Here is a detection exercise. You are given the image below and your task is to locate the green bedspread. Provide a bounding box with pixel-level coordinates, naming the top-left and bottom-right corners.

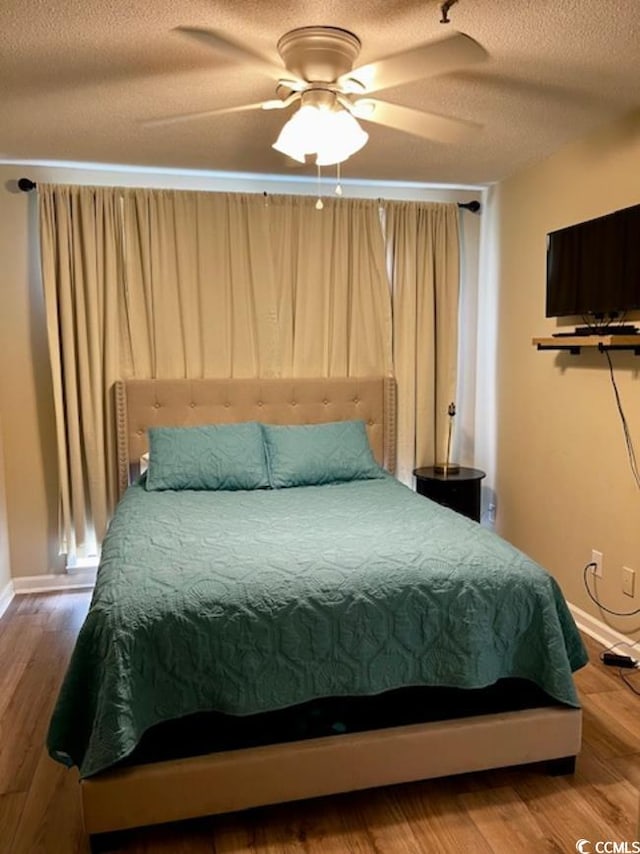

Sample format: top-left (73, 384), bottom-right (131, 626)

top-left (48, 475), bottom-right (587, 778)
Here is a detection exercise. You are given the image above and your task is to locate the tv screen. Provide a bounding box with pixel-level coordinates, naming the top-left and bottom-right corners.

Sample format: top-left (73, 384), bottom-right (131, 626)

top-left (545, 203), bottom-right (640, 318)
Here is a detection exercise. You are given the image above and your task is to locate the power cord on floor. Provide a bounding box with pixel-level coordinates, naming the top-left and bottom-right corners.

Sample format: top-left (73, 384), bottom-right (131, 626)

top-left (619, 670), bottom-right (640, 695)
top-left (598, 642), bottom-right (640, 696)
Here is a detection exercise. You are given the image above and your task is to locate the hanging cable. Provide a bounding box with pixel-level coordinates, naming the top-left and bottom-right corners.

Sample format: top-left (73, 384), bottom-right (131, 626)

top-left (601, 349), bottom-right (640, 490)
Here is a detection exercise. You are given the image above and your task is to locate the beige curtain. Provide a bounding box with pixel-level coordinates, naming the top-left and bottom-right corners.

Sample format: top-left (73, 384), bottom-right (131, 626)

top-left (386, 202), bottom-right (460, 484)
top-left (120, 191), bottom-right (283, 379)
top-left (121, 191), bottom-right (391, 381)
top-left (38, 185), bottom-right (122, 552)
top-left (267, 195), bottom-right (392, 377)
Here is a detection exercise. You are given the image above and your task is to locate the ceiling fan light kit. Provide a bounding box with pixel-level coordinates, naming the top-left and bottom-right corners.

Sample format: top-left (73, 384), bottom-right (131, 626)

top-left (272, 97), bottom-right (369, 166)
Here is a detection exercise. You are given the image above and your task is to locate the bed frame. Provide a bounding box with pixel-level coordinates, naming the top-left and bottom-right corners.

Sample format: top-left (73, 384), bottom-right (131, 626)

top-left (82, 376), bottom-right (582, 837)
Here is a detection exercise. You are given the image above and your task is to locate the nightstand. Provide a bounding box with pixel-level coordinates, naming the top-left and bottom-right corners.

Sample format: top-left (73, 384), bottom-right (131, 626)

top-left (413, 466), bottom-right (486, 522)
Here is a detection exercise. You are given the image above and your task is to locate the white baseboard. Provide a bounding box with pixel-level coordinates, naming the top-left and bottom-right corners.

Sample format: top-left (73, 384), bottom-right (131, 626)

top-left (12, 568), bottom-right (96, 595)
top-left (568, 602), bottom-right (640, 654)
top-left (0, 580), bottom-right (14, 619)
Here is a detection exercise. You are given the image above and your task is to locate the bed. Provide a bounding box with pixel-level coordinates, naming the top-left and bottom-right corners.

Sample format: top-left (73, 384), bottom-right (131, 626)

top-left (47, 376), bottom-right (587, 838)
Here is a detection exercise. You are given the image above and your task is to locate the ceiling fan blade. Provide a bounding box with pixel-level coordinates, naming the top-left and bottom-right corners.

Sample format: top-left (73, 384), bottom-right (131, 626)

top-left (342, 32), bottom-right (487, 94)
top-left (143, 101), bottom-right (271, 128)
top-left (356, 99), bottom-right (481, 145)
top-left (175, 27), bottom-right (295, 83)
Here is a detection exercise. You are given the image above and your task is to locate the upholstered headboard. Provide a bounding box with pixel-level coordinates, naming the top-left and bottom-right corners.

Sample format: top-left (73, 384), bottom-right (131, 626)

top-left (115, 377), bottom-right (397, 497)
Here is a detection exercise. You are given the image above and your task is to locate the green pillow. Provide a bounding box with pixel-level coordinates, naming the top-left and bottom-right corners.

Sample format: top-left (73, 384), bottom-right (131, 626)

top-left (262, 420), bottom-right (384, 488)
top-left (146, 422), bottom-right (269, 491)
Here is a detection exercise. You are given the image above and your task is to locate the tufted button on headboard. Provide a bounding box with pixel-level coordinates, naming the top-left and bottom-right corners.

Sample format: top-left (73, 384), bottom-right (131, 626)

top-left (115, 377), bottom-right (397, 498)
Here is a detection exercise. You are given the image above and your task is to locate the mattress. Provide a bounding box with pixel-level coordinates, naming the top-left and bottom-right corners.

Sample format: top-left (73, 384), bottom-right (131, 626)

top-left (48, 474), bottom-right (587, 778)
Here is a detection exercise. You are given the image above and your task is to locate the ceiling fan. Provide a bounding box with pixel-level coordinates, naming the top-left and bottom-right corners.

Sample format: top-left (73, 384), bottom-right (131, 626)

top-left (147, 25), bottom-right (488, 165)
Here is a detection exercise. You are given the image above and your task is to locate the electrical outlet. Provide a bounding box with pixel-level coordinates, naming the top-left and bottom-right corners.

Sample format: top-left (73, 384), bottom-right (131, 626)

top-left (622, 566), bottom-right (635, 598)
top-left (591, 549), bottom-right (603, 578)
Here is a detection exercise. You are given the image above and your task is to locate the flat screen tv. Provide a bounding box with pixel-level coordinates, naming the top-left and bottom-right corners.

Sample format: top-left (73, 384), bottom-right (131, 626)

top-left (545, 203), bottom-right (640, 319)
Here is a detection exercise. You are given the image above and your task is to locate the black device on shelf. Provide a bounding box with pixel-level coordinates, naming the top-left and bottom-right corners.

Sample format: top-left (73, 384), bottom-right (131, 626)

top-left (546, 203), bottom-right (640, 320)
top-left (552, 325), bottom-right (639, 337)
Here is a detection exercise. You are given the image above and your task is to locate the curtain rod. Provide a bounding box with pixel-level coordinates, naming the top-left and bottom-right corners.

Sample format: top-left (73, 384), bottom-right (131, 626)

top-left (17, 178), bottom-right (481, 212)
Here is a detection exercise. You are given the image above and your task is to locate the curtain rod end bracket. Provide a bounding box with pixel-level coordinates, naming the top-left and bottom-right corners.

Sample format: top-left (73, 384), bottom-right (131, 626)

top-left (458, 200), bottom-right (481, 214)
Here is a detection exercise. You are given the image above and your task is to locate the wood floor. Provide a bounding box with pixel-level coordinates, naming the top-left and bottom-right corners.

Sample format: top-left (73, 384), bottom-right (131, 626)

top-left (1, 591), bottom-right (639, 854)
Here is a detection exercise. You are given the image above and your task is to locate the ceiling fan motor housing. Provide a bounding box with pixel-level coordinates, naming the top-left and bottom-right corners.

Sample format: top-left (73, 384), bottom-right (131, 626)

top-left (277, 26), bottom-right (362, 83)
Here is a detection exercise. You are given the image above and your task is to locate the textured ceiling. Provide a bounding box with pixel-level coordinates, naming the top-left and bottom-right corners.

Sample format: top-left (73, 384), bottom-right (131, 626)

top-left (1, 0), bottom-right (640, 186)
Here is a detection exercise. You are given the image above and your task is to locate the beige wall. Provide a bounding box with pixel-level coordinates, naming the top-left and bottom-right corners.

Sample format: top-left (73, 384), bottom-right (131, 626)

top-left (0, 414), bottom-right (12, 592)
top-left (0, 163), bottom-right (481, 578)
top-left (495, 111), bottom-right (640, 639)
top-left (0, 172), bottom-right (63, 579)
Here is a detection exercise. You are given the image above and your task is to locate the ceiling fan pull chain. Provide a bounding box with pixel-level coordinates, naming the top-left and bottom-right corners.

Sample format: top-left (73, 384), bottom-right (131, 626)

top-left (335, 163), bottom-right (343, 197)
top-left (315, 163), bottom-right (324, 210)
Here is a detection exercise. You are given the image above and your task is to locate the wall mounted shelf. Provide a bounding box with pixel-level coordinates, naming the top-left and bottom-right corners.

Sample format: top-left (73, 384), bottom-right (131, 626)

top-left (532, 335), bottom-right (640, 356)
